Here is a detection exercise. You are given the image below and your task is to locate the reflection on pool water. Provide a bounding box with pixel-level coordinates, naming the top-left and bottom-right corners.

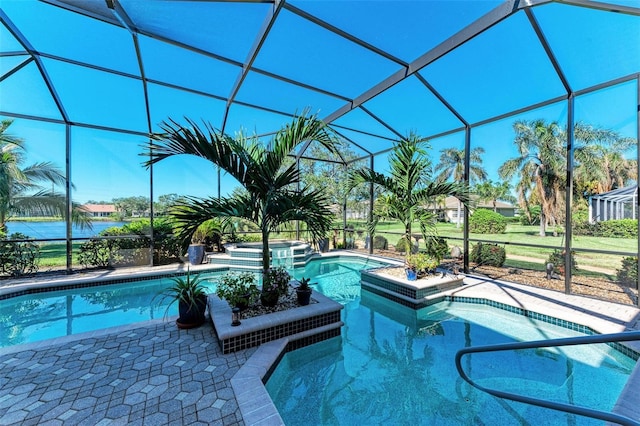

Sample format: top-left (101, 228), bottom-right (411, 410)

top-left (267, 267), bottom-right (638, 425)
top-left (0, 256), bottom-right (388, 348)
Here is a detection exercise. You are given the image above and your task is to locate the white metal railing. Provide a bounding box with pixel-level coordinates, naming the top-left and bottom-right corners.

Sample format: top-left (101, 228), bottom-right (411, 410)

top-left (455, 331), bottom-right (640, 426)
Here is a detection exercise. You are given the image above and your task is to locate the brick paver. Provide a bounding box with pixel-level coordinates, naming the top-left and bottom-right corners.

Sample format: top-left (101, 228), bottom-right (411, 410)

top-left (0, 322), bottom-right (256, 425)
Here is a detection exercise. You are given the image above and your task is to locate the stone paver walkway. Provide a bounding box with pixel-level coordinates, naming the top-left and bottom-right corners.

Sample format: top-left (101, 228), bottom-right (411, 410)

top-left (0, 320), bottom-right (256, 425)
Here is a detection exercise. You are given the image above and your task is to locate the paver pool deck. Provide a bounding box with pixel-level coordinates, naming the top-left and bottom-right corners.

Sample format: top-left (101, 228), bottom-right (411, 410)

top-left (1, 266), bottom-right (639, 425)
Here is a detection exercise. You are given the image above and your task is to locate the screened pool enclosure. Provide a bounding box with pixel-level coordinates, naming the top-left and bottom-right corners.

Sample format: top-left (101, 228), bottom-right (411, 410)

top-left (0, 0), bottom-right (638, 303)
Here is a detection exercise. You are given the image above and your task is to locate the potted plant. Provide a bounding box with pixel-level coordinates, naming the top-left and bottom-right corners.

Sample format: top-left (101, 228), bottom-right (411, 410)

top-left (261, 266), bottom-right (291, 307)
top-left (215, 272), bottom-right (259, 310)
top-left (405, 253), bottom-right (438, 280)
top-left (296, 277), bottom-right (312, 306)
top-left (160, 269), bottom-right (208, 329)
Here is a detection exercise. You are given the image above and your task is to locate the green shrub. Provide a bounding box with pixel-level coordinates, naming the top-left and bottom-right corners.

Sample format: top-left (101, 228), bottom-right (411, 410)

top-left (0, 233), bottom-right (40, 277)
top-left (373, 235), bottom-right (388, 250)
top-left (424, 236), bottom-right (449, 262)
top-left (469, 209), bottom-right (507, 234)
top-left (617, 256), bottom-right (638, 287)
top-left (546, 250), bottom-right (577, 275)
top-left (78, 239), bottom-right (119, 268)
top-left (470, 242), bottom-right (506, 267)
top-left (573, 219), bottom-right (637, 238)
top-left (395, 236), bottom-right (415, 253)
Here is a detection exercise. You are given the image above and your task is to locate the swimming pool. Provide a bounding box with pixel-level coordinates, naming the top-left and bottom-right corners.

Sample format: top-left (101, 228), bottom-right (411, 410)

top-left (266, 270), bottom-right (638, 425)
top-left (0, 256), bottom-right (389, 348)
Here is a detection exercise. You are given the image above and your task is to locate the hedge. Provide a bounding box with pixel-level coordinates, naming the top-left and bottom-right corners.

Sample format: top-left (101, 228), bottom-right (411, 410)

top-left (469, 209), bottom-right (507, 234)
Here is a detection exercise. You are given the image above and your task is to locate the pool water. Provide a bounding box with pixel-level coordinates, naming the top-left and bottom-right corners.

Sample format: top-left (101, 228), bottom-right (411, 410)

top-left (0, 273), bottom-right (222, 347)
top-left (267, 270), bottom-right (637, 425)
top-left (0, 256), bottom-right (388, 348)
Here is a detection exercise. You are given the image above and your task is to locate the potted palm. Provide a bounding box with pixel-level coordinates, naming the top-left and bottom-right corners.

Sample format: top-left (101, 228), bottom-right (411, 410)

top-left (347, 132), bottom-right (470, 277)
top-left (296, 276), bottom-right (312, 306)
top-left (143, 111), bottom-right (338, 298)
top-left (160, 269), bottom-right (208, 329)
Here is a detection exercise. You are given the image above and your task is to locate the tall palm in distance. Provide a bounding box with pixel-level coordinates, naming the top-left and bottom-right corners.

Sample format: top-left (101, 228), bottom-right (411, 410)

top-left (498, 119), bottom-right (634, 236)
top-left (434, 147), bottom-right (487, 228)
top-left (143, 111), bottom-right (339, 274)
top-left (348, 133), bottom-right (470, 261)
top-left (0, 119), bottom-right (92, 234)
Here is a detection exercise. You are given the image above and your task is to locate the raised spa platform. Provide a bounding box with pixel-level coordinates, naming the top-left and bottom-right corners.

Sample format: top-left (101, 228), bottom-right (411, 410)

top-left (208, 289), bottom-right (344, 354)
top-left (207, 240), bottom-right (314, 271)
top-left (361, 268), bottom-right (465, 308)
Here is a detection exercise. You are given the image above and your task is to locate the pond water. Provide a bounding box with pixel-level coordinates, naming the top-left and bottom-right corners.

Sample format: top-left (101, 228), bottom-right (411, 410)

top-left (6, 221), bottom-right (127, 240)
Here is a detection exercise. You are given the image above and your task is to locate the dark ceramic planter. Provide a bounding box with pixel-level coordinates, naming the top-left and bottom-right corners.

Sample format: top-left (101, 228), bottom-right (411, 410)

top-left (296, 289), bottom-right (312, 306)
top-left (260, 290), bottom-right (279, 307)
top-left (176, 295), bottom-right (207, 329)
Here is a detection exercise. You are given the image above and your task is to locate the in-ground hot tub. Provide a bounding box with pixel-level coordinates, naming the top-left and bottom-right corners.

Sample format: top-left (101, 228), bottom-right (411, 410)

top-left (208, 240), bottom-right (315, 270)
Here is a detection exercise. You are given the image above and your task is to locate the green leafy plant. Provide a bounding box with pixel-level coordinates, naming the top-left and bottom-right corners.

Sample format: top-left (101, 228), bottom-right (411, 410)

top-left (215, 272), bottom-right (259, 308)
top-left (406, 252), bottom-right (438, 277)
top-left (546, 249), bottom-right (577, 275)
top-left (0, 233), bottom-right (40, 277)
top-left (298, 276), bottom-right (311, 291)
top-left (424, 236), bottom-right (449, 263)
top-left (395, 236), bottom-right (415, 253)
top-left (263, 266), bottom-right (291, 295)
top-left (616, 256), bottom-right (637, 287)
top-left (469, 209), bottom-right (507, 234)
top-left (159, 269), bottom-right (208, 320)
top-left (373, 235), bottom-right (388, 250)
top-left (470, 242), bottom-right (506, 267)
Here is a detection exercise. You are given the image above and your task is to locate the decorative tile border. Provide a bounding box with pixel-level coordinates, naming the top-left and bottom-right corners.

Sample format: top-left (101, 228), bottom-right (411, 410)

top-left (360, 269), bottom-right (464, 306)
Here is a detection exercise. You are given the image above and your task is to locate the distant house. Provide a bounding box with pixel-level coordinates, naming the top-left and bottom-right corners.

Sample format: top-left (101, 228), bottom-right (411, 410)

top-left (440, 196), bottom-right (517, 223)
top-left (82, 204), bottom-right (117, 218)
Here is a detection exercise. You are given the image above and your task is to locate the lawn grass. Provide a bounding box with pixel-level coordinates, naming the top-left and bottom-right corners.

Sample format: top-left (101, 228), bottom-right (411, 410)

top-left (38, 242), bottom-right (81, 267)
top-left (347, 220), bottom-right (636, 273)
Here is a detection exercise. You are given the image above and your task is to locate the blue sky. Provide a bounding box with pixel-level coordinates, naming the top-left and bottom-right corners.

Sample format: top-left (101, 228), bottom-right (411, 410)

top-left (0, 0), bottom-right (638, 205)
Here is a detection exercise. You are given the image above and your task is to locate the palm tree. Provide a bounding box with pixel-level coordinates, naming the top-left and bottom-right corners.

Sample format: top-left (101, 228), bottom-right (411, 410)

top-left (348, 133), bottom-right (469, 260)
top-left (0, 119), bottom-right (92, 234)
top-left (474, 180), bottom-right (517, 212)
top-left (498, 119), bottom-right (632, 236)
top-left (434, 147), bottom-right (486, 227)
top-left (143, 111), bottom-right (339, 275)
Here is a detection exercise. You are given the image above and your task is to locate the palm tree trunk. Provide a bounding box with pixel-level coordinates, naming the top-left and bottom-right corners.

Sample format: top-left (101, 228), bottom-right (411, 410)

top-left (262, 227), bottom-right (270, 275)
top-left (539, 211), bottom-right (546, 237)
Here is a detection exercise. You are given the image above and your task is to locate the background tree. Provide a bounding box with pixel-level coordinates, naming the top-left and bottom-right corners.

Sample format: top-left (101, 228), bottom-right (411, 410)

top-left (498, 119), bottom-right (635, 236)
top-left (143, 111), bottom-right (339, 275)
top-left (0, 119), bottom-right (91, 233)
top-left (113, 196), bottom-right (150, 217)
top-left (348, 133), bottom-right (470, 261)
top-left (299, 142), bottom-right (370, 223)
top-left (434, 147), bottom-right (486, 227)
top-left (474, 180), bottom-right (517, 212)
top-left (154, 193), bottom-right (181, 216)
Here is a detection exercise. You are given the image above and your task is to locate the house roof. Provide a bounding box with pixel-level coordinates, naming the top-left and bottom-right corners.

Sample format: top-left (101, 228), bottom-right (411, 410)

top-left (82, 204), bottom-right (117, 213)
top-left (442, 196), bottom-right (516, 210)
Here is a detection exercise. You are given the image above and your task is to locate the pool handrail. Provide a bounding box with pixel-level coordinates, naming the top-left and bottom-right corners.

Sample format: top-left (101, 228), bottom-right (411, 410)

top-left (455, 330), bottom-right (640, 426)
